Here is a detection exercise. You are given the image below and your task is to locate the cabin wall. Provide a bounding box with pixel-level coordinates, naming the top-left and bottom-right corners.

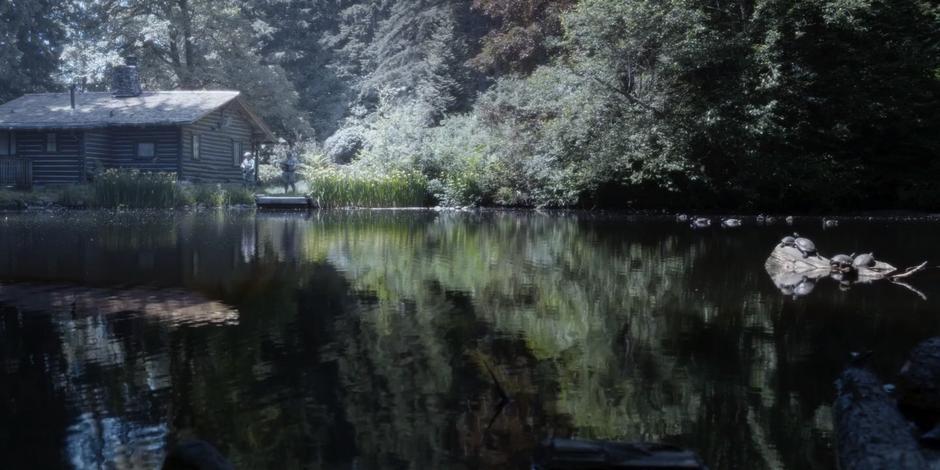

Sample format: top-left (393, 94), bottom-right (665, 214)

top-left (83, 129), bottom-right (109, 177)
top-left (181, 104), bottom-right (252, 182)
top-left (14, 130), bottom-right (82, 184)
top-left (106, 126), bottom-right (180, 173)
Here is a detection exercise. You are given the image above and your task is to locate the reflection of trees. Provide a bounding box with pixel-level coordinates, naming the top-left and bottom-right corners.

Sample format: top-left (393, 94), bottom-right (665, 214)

top-left (297, 212), bottom-right (940, 469)
top-left (297, 212), bottom-right (831, 468)
top-left (0, 305), bottom-right (73, 468)
top-left (8, 211), bottom-right (940, 468)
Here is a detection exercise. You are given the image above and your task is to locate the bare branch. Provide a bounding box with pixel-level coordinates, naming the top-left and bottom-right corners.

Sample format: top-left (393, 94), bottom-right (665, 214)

top-left (891, 280), bottom-right (927, 301)
top-left (890, 261), bottom-right (929, 280)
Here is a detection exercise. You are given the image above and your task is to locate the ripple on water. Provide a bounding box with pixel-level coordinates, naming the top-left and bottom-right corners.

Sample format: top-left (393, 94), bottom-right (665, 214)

top-left (66, 413), bottom-right (168, 469)
top-left (1, 212), bottom-right (939, 469)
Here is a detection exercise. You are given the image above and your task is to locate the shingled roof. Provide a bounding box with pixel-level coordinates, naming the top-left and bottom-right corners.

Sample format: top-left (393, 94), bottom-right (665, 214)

top-left (0, 90), bottom-right (276, 141)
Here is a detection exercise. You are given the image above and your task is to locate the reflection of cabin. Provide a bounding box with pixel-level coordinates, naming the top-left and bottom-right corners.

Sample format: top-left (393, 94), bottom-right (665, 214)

top-left (0, 58), bottom-right (275, 188)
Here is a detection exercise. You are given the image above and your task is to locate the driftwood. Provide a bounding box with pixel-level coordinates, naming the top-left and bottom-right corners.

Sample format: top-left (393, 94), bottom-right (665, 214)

top-left (765, 244), bottom-right (928, 298)
top-left (833, 366), bottom-right (928, 470)
top-left (893, 261), bottom-right (931, 280)
top-left (766, 245), bottom-right (899, 278)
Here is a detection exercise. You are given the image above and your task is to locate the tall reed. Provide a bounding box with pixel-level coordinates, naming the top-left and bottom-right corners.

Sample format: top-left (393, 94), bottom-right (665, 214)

top-left (307, 168), bottom-right (428, 208)
top-left (92, 169), bottom-right (181, 208)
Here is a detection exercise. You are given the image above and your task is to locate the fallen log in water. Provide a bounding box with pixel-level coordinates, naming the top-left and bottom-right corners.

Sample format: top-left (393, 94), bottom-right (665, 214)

top-left (765, 243), bottom-right (928, 298)
top-left (833, 366), bottom-right (928, 470)
top-left (766, 245), bottom-right (899, 279)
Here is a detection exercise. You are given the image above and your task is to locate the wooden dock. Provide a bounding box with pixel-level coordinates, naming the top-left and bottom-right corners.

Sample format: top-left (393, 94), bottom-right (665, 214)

top-left (255, 195), bottom-right (314, 209)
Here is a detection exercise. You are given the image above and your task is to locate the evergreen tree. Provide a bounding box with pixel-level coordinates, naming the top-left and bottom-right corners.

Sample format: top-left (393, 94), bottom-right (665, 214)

top-left (0, 0), bottom-right (66, 103)
top-left (254, 0), bottom-right (352, 139)
top-left (469, 0), bottom-right (573, 75)
top-left (261, 0), bottom-right (486, 141)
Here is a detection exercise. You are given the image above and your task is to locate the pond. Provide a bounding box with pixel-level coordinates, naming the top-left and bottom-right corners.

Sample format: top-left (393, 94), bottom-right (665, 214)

top-left (1, 210), bottom-right (939, 469)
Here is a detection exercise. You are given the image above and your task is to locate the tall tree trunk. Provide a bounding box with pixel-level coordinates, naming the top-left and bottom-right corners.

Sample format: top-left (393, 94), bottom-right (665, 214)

top-left (176, 0), bottom-right (197, 88)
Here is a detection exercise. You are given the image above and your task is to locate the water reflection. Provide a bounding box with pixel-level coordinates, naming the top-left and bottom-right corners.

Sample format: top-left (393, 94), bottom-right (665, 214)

top-left (0, 211), bottom-right (939, 469)
top-left (0, 283), bottom-right (238, 326)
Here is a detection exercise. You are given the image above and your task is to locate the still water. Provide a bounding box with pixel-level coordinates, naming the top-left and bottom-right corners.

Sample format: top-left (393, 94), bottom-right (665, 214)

top-left (1, 210), bottom-right (939, 469)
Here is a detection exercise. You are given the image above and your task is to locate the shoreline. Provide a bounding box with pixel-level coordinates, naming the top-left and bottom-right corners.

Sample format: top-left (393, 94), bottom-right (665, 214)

top-left (2, 204), bottom-right (940, 221)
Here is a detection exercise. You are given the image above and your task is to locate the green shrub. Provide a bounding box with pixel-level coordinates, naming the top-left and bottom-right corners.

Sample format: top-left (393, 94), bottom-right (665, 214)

top-left (258, 163), bottom-right (282, 187)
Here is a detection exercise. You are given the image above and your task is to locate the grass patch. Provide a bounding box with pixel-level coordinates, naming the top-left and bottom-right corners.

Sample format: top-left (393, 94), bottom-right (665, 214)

top-left (306, 168), bottom-right (428, 208)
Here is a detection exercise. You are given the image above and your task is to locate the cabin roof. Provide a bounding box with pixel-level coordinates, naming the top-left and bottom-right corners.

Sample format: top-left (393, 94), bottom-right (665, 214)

top-left (0, 90), bottom-right (276, 142)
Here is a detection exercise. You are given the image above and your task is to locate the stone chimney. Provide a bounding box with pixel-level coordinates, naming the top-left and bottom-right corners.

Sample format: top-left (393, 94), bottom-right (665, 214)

top-left (111, 57), bottom-right (142, 98)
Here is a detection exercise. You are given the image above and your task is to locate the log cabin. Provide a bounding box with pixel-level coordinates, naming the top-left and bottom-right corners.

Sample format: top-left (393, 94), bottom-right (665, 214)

top-left (0, 58), bottom-right (276, 188)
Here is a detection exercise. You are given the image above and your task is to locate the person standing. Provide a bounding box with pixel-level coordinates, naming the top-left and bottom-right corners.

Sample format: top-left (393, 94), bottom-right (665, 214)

top-left (280, 148), bottom-right (300, 194)
top-left (240, 151), bottom-right (255, 185)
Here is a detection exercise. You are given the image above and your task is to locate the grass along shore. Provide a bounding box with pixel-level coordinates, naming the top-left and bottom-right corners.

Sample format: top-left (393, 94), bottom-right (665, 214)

top-left (1, 170), bottom-right (255, 210)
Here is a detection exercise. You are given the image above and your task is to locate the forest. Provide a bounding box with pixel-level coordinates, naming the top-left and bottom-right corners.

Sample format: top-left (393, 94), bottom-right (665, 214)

top-left (2, 0), bottom-right (938, 210)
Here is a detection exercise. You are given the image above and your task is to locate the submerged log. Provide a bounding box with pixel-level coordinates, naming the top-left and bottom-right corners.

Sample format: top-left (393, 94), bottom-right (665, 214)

top-left (833, 366), bottom-right (928, 470)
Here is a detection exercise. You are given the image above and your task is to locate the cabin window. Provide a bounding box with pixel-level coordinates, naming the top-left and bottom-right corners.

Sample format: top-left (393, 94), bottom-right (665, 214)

top-left (46, 133), bottom-right (57, 152)
top-left (137, 142), bottom-right (156, 159)
top-left (0, 132), bottom-right (10, 156)
top-left (192, 134), bottom-right (200, 160)
top-left (232, 141), bottom-right (243, 166)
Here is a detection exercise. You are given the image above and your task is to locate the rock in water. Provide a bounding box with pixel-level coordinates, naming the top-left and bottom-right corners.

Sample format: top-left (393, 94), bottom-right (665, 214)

top-left (898, 337), bottom-right (940, 414)
top-left (162, 439), bottom-right (234, 470)
top-left (833, 367), bottom-right (927, 470)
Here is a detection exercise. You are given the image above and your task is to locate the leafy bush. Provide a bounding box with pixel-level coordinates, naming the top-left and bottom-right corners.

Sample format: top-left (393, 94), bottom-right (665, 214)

top-left (258, 163), bottom-right (282, 187)
top-left (323, 126), bottom-right (365, 163)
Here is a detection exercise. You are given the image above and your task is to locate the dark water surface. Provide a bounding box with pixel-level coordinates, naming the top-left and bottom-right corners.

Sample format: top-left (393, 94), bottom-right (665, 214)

top-left (2, 210), bottom-right (939, 469)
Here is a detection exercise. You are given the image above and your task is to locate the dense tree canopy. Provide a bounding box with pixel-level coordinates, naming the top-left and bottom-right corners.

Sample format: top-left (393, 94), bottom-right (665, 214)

top-left (0, 0), bottom-right (66, 103)
top-left (60, 0), bottom-right (311, 136)
top-left (2, 0), bottom-right (938, 209)
top-left (469, 0), bottom-right (573, 74)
